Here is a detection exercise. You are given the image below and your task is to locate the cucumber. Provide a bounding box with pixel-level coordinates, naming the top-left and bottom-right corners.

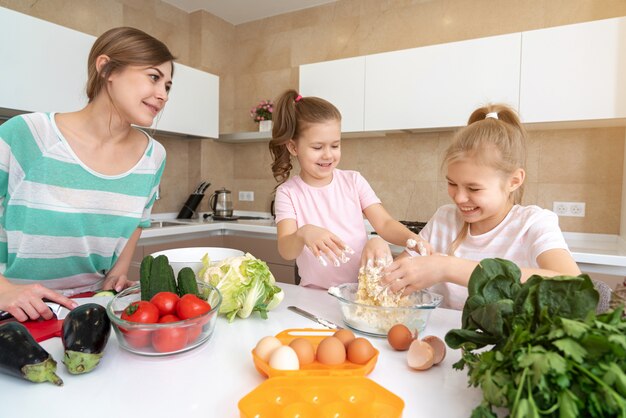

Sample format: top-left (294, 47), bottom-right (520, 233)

top-left (93, 290), bottom-right (117, 298)
top-left (139, 255), bottom-right (154, 301)
top-left (166, 264), bottom-right (178, 294)
top-left (177, 267), bottom-right (199, 296)
top-left (148, 255), bottom-right (173, 301)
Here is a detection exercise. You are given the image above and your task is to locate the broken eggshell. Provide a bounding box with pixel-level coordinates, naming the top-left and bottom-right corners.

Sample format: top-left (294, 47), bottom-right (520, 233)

top-left (407, 339), bottom-right (434, 371)
top-left (422, 335), bottom-right (446, 365)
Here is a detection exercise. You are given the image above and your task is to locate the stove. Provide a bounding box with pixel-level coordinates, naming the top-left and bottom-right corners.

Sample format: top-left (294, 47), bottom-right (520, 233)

top-left (400, 220), bottom-right (427, 234)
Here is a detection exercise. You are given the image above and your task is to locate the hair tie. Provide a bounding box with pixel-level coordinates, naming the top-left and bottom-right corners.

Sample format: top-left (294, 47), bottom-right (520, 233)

top-left (485, 112), bottom-right (498, 120)
top-left (295, 94), bottom-right (302, 103)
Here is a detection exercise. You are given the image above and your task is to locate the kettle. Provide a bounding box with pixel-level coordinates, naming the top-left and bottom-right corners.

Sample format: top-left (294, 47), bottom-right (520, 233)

top-left (209, 187), bottom-right (233, 217)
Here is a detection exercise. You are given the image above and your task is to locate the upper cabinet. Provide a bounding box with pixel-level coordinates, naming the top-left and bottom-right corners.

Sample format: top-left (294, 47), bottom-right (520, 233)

top-left (299, 17), bottom-right (626, 134)
top-left (300, 57), bottom-right (366, 132)
top-left (0, 6), bottom-right (219, 138)
top-left (0, 7), bottom-right (91, 114)
top-left (364, 33), bottom-right (521, 131)
top-left (519, 17), bottom-right (626, 123)
top-left (155, 64), bottom-right (219, 138)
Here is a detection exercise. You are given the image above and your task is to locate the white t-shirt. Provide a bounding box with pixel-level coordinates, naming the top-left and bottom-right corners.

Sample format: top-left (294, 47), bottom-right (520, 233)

top-left (274, 169), bottom-right (381, 289)
top-left (419, 204), bottom-right (570, 309)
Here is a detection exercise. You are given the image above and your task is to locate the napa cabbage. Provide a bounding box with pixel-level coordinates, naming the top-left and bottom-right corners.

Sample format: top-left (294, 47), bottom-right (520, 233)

top-left (199, 253), bottom-right (284, 322)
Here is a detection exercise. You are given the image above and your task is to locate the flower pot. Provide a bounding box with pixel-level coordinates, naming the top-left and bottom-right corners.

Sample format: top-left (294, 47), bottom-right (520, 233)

top-left (259, 120), bottom-right (272, 132)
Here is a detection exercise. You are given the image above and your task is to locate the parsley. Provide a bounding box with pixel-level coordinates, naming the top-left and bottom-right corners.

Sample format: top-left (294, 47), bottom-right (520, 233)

top-left (445, 258), bottom-right (626, 418)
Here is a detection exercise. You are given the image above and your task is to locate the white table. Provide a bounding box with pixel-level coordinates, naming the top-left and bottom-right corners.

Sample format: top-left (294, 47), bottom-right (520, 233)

top-left (0, 284), bottom-right (483, 417)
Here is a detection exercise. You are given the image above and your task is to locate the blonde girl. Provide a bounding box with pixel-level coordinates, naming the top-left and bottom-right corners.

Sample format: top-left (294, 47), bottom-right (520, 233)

top-left (0, 27), bottom-right (174, 321)
top-left (270, 89), bottom-right (423, 289)
top-left (383, 104), bottom-right (580, 309)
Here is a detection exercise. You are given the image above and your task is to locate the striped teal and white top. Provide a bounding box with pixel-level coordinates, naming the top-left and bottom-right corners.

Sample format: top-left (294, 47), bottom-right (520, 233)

top-left (0, 112), bottom-right (165, 295)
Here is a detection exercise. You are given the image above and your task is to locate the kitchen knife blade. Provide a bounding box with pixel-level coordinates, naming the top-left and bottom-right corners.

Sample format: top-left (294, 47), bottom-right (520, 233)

top-left (287, 306), bottom-right (341, 329)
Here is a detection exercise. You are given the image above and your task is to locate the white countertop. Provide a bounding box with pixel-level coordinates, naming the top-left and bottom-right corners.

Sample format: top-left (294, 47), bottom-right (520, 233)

top-left (0, 283), bottom-right (483, 417)
top-left (141, 212), bottom-right (626, 276)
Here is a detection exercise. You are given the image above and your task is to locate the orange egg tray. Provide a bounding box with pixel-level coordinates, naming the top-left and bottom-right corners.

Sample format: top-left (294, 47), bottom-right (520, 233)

top-left (238, 375), bottom-right (404, 418)
top-left (251, 328), bottom-right (379, 378)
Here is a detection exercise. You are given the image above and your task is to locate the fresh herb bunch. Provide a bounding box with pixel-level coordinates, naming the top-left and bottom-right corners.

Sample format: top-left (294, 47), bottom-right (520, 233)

top-left (445, 258), bottom-right (626, 418)
top-left (250, 99), bottom-right (273, 123)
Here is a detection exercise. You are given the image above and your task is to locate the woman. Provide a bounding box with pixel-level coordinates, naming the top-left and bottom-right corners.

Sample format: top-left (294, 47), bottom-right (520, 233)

top-left (0, 27), bottom-right (175, 321)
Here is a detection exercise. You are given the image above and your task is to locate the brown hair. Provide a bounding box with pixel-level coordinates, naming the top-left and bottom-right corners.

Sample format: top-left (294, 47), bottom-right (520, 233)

top-left (269, 89), bottom-right (342, 185)
top-left (86, 27), bottom-right (175, 102)
top-left (443, 103), bottom-right (527, 254)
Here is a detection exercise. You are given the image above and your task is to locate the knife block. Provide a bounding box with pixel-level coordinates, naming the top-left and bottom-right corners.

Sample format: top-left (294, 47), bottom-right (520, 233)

top-left (177, 193), bottom-right (205, 219)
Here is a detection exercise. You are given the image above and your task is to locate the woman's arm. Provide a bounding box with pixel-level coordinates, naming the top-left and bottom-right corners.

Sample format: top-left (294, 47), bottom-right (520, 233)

top-left (102, 228), bottom-right (142, 291)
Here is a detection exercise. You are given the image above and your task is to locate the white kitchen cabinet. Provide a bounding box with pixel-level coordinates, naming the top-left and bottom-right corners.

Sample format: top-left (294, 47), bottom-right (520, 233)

top-left (299, 56), bottom-right (366, 132)
top-left (364, 33), bottom-right (521, 131)
top-left (154, 63), bottom-right (219, 138)
top-left (0, 7), bottom-right (91, 114)
top-left (519, 17), bottom-right (626, 123)
top-left (0, 6), bottom-right (219, 138)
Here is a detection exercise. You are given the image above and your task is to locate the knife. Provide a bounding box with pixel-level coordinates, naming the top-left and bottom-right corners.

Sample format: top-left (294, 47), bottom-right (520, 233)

top-left (287, 306), bottom-right (341, 329)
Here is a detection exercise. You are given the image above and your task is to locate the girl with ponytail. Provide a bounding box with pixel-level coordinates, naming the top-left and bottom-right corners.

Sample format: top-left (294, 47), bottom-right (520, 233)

top-left (381, 104), bottom-right (580, 309)
top-left (269, 90), bottom-right (424, 289)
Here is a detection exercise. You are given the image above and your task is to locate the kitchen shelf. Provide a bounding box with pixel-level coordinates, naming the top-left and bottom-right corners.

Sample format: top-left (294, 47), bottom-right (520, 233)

top-left (217, 131), bottom-right (272, 143)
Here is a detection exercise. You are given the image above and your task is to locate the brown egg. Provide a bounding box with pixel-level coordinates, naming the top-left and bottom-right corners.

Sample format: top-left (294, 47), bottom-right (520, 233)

top-left (422, 335), bottom-right (447, 365)
top-left (316, 336), bottom-right (346, 365)
top-left (333, 329), bottom-right (356, 348)
top-left (289, 338), bottom-right (316, 366)
top-left (387, 324), bottom-right (415, 351)
top-left (347, 337), bottom-right (376, 365)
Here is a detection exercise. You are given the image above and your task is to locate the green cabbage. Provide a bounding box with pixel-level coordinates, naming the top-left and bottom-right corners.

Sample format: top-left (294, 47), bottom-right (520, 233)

top-left (199, 252), bottom-right (284, 322)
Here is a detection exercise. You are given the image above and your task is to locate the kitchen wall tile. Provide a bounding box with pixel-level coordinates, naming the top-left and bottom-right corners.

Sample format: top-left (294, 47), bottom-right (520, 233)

top-left (536, 128), bottom-right (624, 184)
top-left (152, 135), bottom-right (192, 213)
top-left (405, 181), bottom-right (440, 222)
top-left (232, 142), bottom-right (274, 180)
top-left (368, 179), bottom-right (416, 220)
top-left (194, 11), bottom-right (234, 74)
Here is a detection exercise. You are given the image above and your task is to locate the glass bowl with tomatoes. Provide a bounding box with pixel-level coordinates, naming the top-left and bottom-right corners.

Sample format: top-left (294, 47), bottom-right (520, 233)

top-left (106, 281), bottom-right (222, 356)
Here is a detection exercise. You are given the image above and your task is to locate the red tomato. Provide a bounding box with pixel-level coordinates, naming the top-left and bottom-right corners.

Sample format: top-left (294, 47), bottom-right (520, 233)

top-left (176, 294), bottom-right (211, 320)
top-left (121, 301), bottom-right (159, 323)
top-left (152, 314), bottom-right (188, 353)
top-left (150, 292), bottom-right (180, 317)
top-left (120, 301), bottom-right (159, 348)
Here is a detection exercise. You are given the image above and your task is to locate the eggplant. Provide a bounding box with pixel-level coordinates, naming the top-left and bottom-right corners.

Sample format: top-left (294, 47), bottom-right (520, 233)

top-left (0, 322), bottom-right (63, 386)
top-left (62, 303), bottom-right (111, 374)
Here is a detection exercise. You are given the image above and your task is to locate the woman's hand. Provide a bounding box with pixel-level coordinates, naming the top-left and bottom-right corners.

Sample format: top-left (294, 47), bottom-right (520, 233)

top-left (0, 280), bottom-right (77, 322)
top-left (102, 273), bottom-right (134, 293)
top-left (296, 224), bottom-right (354, 267)
top-left (360, 236), bottom-right (392, 268)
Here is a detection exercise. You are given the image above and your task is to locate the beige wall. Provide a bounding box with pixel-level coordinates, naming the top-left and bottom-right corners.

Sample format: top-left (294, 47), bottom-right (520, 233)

top-left (2, 0), bottom-right (625, 233)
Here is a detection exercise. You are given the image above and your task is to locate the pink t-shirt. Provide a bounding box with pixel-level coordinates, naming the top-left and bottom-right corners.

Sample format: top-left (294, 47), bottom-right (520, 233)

top-left (275, 169), bottom-right (381, 289)
top-left (419, 204), bottom-right (570, 310)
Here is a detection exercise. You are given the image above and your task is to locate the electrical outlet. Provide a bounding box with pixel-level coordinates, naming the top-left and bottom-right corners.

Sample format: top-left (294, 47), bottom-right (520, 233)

top-left (238, 191), bottom-right (254, 201)
top-left (552, 201), bottom-right (585, 217)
